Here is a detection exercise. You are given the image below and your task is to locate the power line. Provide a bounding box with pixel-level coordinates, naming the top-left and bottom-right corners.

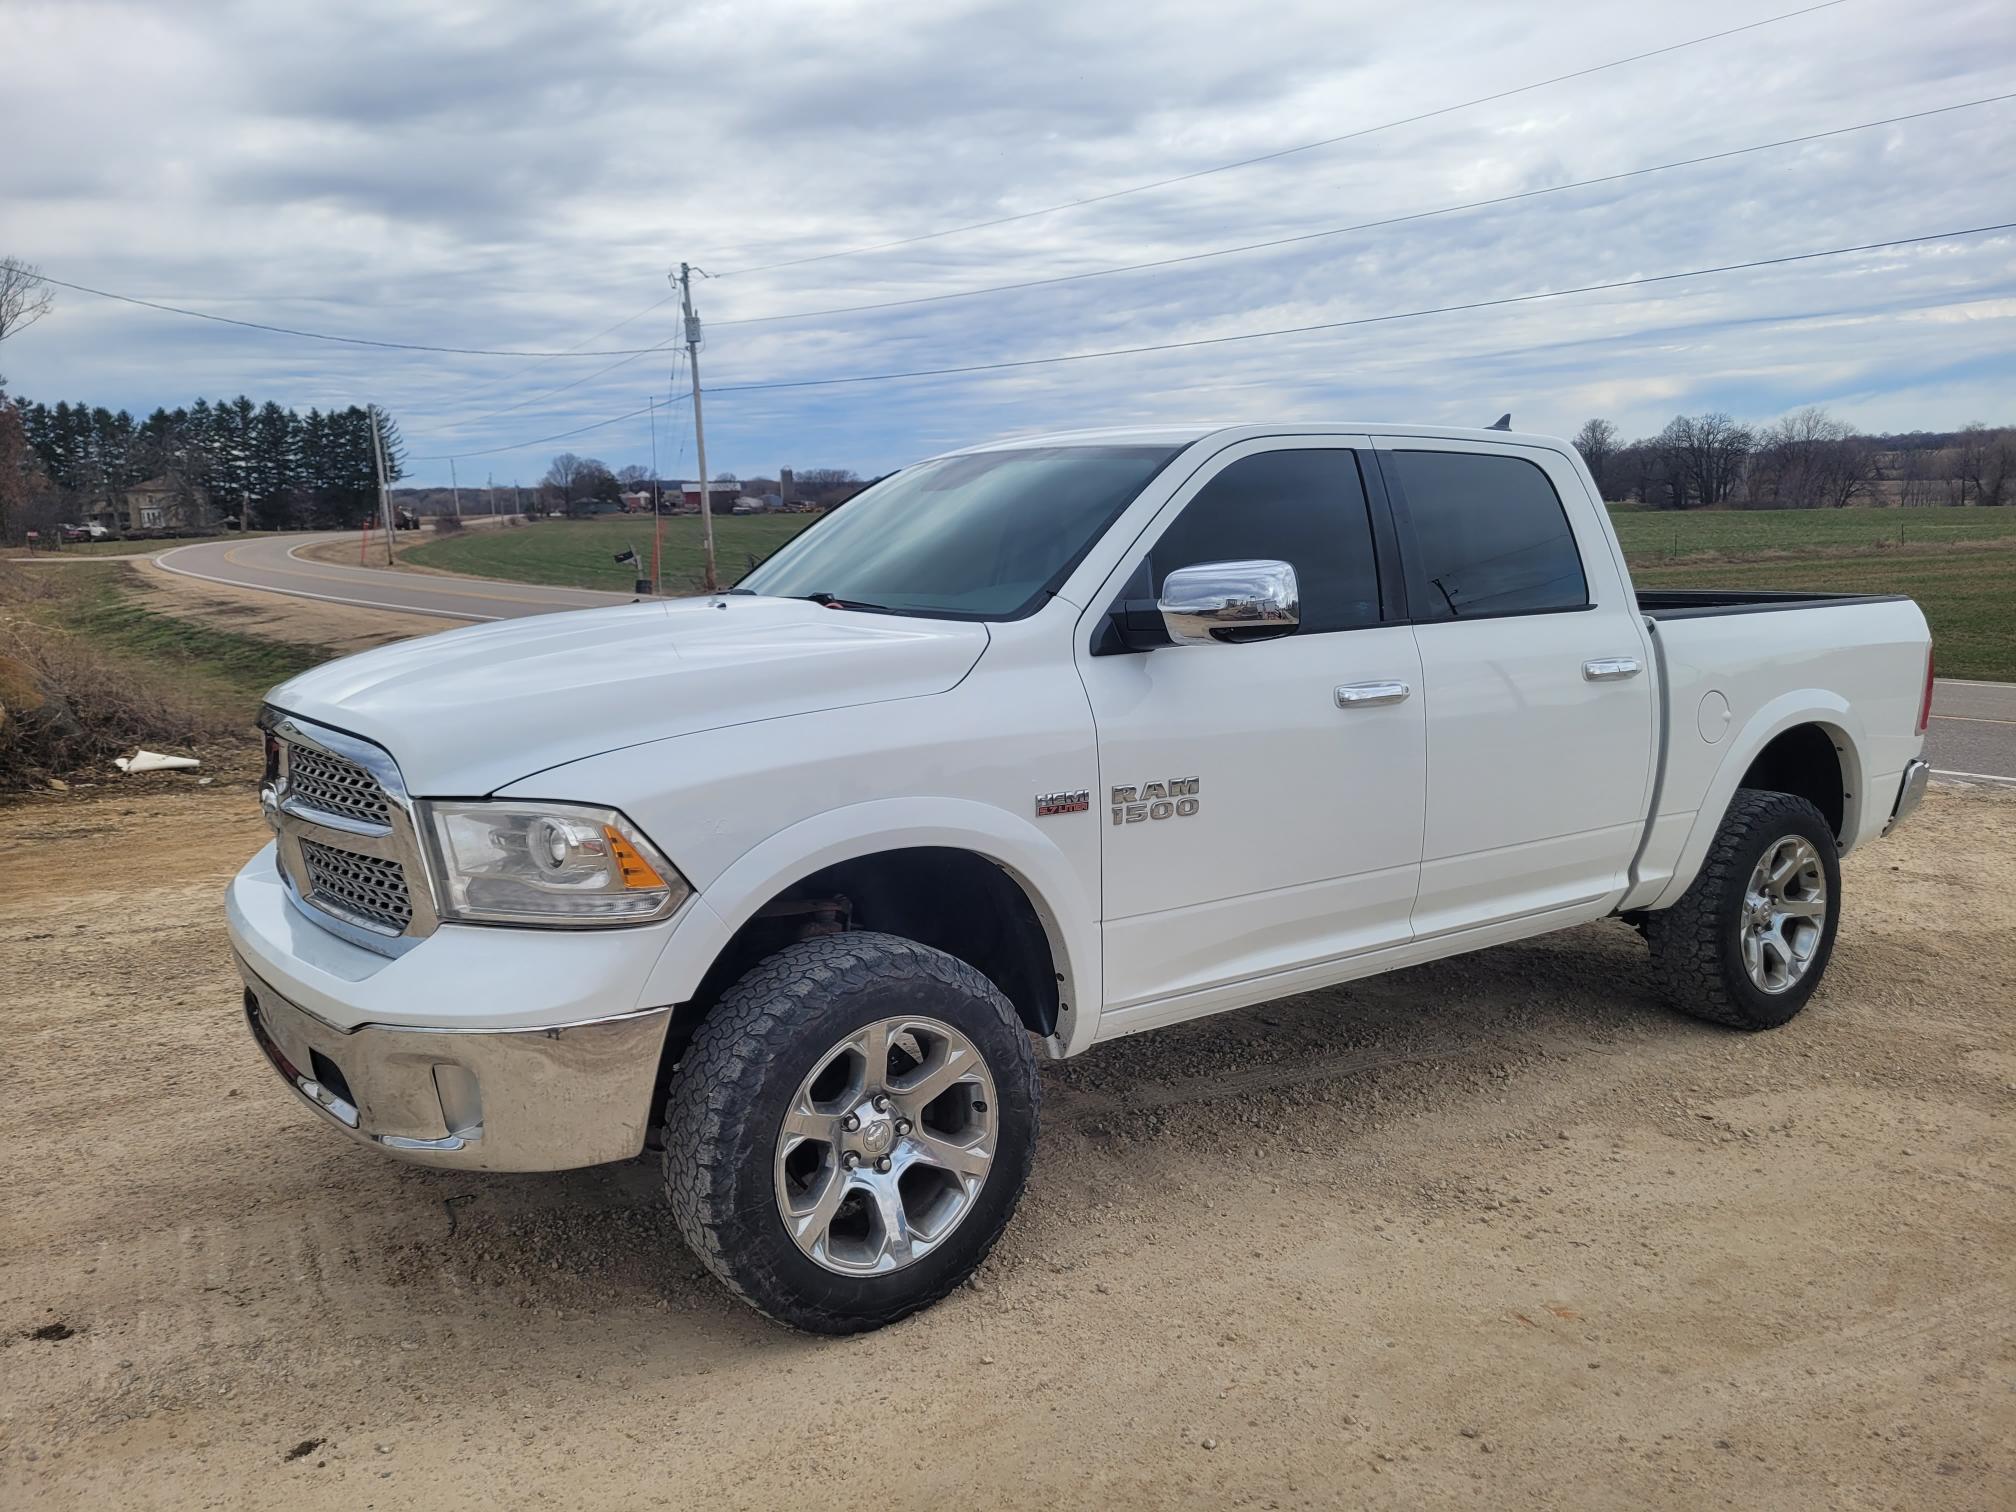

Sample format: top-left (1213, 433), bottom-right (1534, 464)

top-left (413, 391), bottom-right (691, 460)
top-left (414, 222), bottom-right (2015, 456)
top-left (449, 292), bottom-right (678, 410)
top-left (708, 93), bottom-right (2016, 329)
top-left (710, 0), bottom-right (1854, 277)
top-left (30, 273), bottom-right (683, 359)
top-left (699, 223), bottom-right (2016, 393)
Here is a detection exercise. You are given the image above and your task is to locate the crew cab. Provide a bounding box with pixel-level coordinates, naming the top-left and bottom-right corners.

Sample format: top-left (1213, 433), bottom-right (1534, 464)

top-left (228, 423), bottom-right (1935, 1332)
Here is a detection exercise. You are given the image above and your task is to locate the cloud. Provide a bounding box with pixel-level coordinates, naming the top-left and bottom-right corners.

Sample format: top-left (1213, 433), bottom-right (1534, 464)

top-left (4, 0), bottom-right (2015, 483)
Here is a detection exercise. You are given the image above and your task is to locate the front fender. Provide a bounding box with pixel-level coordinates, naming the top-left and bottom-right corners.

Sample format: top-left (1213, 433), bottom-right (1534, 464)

top-left (634, 797), bottom-right (1103, 1055)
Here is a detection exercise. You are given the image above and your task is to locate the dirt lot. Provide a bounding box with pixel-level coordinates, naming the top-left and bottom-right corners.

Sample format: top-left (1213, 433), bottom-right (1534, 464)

top-left (3, 782), bottom-right (2011, 1510)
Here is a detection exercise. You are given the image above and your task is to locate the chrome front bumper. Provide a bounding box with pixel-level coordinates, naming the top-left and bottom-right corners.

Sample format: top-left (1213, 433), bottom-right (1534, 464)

top-left (236, 956), bottom-right (671, 1171)
top-left (1885, 759), bottom-right (1932, 835)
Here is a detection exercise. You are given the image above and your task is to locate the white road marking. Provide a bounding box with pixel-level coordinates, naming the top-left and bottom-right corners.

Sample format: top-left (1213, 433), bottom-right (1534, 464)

top-left (1931, 768), bottom-right (2016, 786)
top-left (154, 544), bottom-right (499, 622)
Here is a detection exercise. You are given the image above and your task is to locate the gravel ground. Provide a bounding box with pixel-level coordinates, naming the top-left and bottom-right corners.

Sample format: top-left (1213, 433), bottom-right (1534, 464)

top-left (2, 782), bottom-right (2011, 1510)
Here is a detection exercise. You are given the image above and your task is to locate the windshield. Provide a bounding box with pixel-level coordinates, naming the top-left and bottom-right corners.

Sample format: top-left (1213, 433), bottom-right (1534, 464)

top-left (736, 444), bottom-right (1184, 619)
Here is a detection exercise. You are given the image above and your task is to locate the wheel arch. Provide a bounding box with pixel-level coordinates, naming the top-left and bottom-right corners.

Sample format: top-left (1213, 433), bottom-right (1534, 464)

top-left (637, 798), bottom-right (1099, 1056)
top-left (1646, 693), bottom-right (1868, 912)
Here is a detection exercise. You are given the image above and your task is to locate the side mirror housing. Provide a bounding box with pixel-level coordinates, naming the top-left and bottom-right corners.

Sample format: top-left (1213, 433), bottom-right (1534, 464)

top-left (1157, 560), bottom-right (1300, 646)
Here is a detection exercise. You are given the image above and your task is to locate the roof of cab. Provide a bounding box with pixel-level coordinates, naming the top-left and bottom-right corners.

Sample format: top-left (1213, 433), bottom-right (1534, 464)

top-left (942, 421), bottom-right (1569, 455)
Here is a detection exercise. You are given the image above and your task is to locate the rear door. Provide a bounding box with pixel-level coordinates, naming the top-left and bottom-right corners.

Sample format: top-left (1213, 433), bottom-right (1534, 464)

top-left (1373, 439), bottom-right (1655, 937)
top-left (1076, 438), bottom-right (1426, 1015)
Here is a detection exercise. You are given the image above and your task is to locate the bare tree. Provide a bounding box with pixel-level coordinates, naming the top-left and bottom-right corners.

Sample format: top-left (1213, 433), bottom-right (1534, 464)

top-left (1572, 419), bottom-right (1619, 499)
top-left (1747, 407), bottom-right (1876, 509)
top-left (1956, 423), bottom-right (2015, 507)
top-left (616, 464), bottom-right (652, 487)
top-left (0, 257), bottom-right (54, 349)
top-left (543, 452), bottom-right (588, 506)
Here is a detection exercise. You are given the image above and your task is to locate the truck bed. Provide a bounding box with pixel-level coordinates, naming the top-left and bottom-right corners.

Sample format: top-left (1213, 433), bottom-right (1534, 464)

top-left (1635, 589), bottom-right (1910, 621)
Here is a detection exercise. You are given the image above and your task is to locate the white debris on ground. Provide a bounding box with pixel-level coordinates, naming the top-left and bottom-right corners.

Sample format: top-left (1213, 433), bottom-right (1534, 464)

top-left (114, 750), bottom-right (202, 774)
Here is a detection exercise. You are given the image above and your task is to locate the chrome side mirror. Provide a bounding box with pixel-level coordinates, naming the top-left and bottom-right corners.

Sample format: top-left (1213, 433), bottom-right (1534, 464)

top-left (1157, 560), bottom-right (1299, 646)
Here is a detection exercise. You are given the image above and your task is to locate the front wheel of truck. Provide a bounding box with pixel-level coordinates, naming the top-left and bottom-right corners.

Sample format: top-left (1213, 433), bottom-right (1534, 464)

top-left (1645, 787), bottom-right (1842, 1030)
top-left (661, 931), bottom-right (1040, 1334)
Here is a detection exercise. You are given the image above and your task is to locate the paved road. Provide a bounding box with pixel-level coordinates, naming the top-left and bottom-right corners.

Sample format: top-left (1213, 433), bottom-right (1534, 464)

top-left (155, 534), bottom-right (2015, 781)
top-left (157, 533), bottom-right (631, 622)
top-left (1925, 679), bottom-right (2016, 782)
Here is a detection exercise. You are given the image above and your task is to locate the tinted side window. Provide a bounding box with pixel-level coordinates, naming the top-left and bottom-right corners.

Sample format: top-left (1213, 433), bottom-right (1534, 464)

top-left (1149, 450), bottom-right (1381, 634)
top-left (1388, 450), bottom-right (1588, 618)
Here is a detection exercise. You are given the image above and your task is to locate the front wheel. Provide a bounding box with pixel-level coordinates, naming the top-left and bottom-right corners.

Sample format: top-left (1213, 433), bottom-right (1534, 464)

top-left (1645, 787), bottom-right (1842, 1030)
top-left (662, 932), bottom-right (1039, 1333)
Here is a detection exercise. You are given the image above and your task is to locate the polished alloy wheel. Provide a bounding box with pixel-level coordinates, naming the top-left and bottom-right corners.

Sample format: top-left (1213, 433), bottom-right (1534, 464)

top-left (773, 1016), bottom-right (998, 1275)
top-left (1739, 834), bottom-right (1828, 994)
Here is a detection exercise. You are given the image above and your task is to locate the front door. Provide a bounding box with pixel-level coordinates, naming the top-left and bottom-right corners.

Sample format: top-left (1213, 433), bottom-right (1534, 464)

top-left (1076, 439), bottom-right (1426, 1018)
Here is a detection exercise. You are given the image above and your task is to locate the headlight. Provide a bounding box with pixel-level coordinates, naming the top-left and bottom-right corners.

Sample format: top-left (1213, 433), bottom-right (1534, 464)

top-left (421, 801), bottom-right (690, 926)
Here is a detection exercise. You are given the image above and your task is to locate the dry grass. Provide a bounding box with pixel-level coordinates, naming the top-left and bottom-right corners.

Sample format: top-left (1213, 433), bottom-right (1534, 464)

top-left (0, 561), bottom-right (323, 791)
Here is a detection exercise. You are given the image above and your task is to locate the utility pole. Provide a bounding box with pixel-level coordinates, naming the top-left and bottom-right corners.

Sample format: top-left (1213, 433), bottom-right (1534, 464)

top-left (449, 456), bottom-right (463, 518)
top-left (648, 393), bottom-right (664, 594)
top-left (676, 262), bottom-right (718, 592)
top-left (487, 472), bottom-right (496, 516)
top-left (514, 481), bottom-right (523, 515)
top-left (368, 404), bottom-right (396, 566)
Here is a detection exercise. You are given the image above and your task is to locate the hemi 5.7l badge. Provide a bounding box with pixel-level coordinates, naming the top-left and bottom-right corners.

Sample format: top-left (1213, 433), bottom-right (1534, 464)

top-left (1034, 789), bottom-right (1091, 817)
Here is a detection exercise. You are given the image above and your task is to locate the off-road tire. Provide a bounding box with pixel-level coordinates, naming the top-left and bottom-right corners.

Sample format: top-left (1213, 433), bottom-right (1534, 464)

top-left (661, 932), bottom-right (1040, 1334)
top-left (1645, 787), bottom-right (1841, 1030)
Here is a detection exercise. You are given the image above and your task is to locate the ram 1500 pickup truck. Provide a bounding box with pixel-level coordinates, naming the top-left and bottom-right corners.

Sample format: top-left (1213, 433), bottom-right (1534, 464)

top-left (229, 423), bottom-right (1934, 1332)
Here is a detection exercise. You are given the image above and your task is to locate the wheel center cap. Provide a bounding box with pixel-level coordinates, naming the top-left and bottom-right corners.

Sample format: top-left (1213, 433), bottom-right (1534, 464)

top-left (858, 1116), bottom-right (895, 1157)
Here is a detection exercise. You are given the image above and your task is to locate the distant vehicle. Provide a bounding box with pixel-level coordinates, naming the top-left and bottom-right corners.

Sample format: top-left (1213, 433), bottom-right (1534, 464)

top-left (57, 522), bottom-right (110, 542)
top-left (232, 422), bottom-right (1934, 1334)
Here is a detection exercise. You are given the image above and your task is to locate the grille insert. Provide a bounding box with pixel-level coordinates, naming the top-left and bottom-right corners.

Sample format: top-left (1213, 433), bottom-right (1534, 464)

top-left (287, 745), bottom-right (392, 827)
top-left (300, 837), bottom-right (413, 934)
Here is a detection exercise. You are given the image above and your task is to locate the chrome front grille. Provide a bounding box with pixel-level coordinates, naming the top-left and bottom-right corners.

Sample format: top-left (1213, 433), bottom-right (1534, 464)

top-left (262, 709), bottom-right (437, 954)
top-left (299, 837), bottom-right (414, 934)
top-left (286, 744), bottom-right (393, 827)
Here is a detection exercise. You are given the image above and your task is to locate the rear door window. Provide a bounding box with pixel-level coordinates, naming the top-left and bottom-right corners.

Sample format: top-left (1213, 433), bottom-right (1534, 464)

top-left (1386, 450), bottom-right (1587, 618)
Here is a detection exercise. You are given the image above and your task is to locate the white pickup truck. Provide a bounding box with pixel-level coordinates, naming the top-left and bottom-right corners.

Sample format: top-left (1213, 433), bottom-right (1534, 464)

top-left (229, 423), bottom-right (1934, 1332)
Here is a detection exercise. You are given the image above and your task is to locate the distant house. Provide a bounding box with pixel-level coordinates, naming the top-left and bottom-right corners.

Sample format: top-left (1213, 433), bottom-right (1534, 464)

top-left (667, 481), bottom-right (740, 514)
top-left (92, 476), bottom-right (215, 533)
top-left (618, 489), bottom-right (656, 513)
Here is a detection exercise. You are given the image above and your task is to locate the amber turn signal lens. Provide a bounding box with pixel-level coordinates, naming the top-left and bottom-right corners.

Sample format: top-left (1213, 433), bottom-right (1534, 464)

top-left (604, 826), bottom-right (669, 891)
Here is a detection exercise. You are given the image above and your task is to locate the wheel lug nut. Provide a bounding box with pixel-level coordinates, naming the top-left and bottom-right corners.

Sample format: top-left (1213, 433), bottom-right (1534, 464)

top-left (842, 1151), bottom-right (860, 1170)
top-left (875, 1156), bottom-right (892, 1173)
top-left (842, 1113), bottom-right (860, 1132)
top-left (895, 1118), bottom-right (912, 1135)
top-left (871, 1094), bottom-right (890, 1112)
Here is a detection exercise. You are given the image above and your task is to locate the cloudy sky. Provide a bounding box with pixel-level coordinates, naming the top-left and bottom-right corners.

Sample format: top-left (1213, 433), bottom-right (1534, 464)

top-left (4, 0), bottom-right (2014, 486)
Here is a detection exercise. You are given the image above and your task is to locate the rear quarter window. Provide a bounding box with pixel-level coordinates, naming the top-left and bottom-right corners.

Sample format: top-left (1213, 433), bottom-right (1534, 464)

top-left (1386, 449), bottom-right (1588, 619)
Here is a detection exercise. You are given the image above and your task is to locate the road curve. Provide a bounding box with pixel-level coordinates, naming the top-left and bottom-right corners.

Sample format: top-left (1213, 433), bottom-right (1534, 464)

top-left (157, 533), bottom-right (633, 623)
top-left (153, 534), bottom-right (2013, 781)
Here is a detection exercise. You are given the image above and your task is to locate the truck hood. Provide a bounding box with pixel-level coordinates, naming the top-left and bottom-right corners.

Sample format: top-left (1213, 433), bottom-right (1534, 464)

top-left (267, 595), bottom-right (990, 795)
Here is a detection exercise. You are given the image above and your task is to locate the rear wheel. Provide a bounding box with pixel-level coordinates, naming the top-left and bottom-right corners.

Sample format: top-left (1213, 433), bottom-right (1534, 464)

top-left (1645, 787), bottom-right (1841, 1030)
top-left (662, 932), bottom-right (1039, 1333)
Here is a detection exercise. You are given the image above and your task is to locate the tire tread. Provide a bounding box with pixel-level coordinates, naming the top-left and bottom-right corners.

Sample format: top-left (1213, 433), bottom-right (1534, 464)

top-left (661, 931), bottom-right (1039, 1333)
top-left (1645, 787), bottom-right (1837, 1030)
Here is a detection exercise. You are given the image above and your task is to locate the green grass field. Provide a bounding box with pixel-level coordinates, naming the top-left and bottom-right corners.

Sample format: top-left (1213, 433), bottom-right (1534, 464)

top-left (398, 507), bottom-right (2015, 680)
top-left (1612, 507), bottom-right (2016, 681)
top-left (403, 516), bottom-right (815, 592)
top-left (1608, 505), bottom-right (2016, 561)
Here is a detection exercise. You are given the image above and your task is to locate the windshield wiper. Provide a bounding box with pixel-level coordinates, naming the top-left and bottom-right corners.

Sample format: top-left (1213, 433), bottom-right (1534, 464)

top-left (801, 591), bottom-right (896, 613)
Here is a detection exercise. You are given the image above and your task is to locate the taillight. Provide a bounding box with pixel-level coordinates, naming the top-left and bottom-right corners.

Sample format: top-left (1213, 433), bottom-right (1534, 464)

top-left (1917, 647), bottom-right (1935, 735)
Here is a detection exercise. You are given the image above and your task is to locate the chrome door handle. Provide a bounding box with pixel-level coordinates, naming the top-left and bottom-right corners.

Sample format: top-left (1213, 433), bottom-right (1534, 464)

top-left (1583, 657), bottom-right (1643, 681)
top-left (1335, 680), bottom-right (1411, 708)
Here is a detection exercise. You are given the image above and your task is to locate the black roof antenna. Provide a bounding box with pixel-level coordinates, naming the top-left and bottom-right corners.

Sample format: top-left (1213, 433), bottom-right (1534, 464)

top-left (1486, 413), bottom-right (1512, 431)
